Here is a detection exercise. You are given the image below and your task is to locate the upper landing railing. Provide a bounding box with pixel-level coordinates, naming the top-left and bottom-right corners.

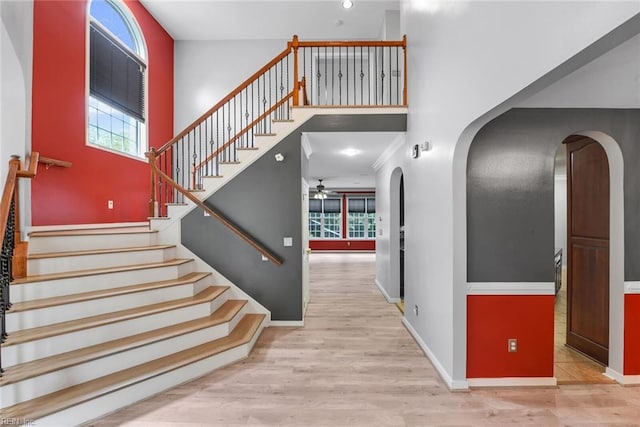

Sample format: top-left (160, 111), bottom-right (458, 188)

top-left (147, 35), bottom-right (407, 264)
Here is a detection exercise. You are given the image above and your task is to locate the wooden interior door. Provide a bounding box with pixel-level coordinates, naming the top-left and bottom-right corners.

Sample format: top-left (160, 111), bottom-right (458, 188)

top-left (566, 136), bottom-right (609, 365)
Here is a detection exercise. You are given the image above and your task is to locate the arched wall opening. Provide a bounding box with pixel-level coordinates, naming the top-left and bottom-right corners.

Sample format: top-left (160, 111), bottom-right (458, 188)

top-left (464, 109), bottom-right (635, 385)
top-left (389, 167), bottom-right (404, 302)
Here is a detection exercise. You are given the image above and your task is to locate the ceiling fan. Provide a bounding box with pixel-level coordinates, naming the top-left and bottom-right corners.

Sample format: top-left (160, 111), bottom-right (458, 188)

top-left (313, 179), bottom-right (337, 199)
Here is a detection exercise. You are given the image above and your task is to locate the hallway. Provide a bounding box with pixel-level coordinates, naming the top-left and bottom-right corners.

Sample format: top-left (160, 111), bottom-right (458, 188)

top-left (90, 253), bottom-right (640, 426)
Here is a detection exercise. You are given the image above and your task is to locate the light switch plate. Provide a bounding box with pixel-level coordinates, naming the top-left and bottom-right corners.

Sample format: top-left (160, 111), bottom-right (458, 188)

top-left (283, 237), bottom-right (293, 247)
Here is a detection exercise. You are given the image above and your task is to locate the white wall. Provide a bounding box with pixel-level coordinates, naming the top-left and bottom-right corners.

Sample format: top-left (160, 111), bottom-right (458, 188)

top-left (174, 39), bottom-right (288, 131)
top-left (554, 146), bottom-right (567, 266)
top-left (1, 0), bottom-right (34, 235)
top-left (373, 1), bottom-right (640, 388)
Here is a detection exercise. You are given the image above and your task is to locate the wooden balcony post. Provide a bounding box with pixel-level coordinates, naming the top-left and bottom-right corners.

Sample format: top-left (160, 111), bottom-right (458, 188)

top-left (292, 35), bottom-right (300, 106)
top-left (402, 35), bottom-right (408, 106)
top-left (146, 148), bottom-right (158, 217)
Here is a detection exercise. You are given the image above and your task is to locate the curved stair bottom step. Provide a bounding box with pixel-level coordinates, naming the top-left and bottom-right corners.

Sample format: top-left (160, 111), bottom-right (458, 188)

top-left (4, 314), bottom-right (266, 427)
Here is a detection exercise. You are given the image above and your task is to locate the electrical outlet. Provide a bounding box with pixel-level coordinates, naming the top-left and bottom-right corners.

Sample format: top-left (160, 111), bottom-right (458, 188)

top-left (413, 305), bottom-right (419, 316)
top-left (508, 338), bottom-right (518, 352)
top-left (107, 200), bottom-right (113, 209)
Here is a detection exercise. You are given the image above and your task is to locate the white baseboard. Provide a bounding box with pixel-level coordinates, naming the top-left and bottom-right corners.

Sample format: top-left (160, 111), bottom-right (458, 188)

top-left (375, 278), bottom-right (400, 303)
top-left (269, 320), bottom-right (304, 327)
top-left (401, 317), bottom-right (468, 391)
top-left (467, 377), bottom-right (557, 388)
top-left (604, 367), bottom-right (640, 384)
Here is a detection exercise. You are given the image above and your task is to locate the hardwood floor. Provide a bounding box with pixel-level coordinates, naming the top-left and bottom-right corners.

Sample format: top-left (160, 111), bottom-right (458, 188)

top-left (89, 253), bottom-right (640, 426)
top-left (554, 276), bottom-right (614, 385)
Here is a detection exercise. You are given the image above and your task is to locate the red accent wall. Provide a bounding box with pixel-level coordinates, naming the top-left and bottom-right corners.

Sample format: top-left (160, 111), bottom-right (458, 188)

top-left (467, 295), bottom-right (554, 378)
top-left (31, 0), bottom-right (173, 225)
top-left (624, 294), bottom-right (640, 375)
top-left (310, 240), bottom-right (375, 251)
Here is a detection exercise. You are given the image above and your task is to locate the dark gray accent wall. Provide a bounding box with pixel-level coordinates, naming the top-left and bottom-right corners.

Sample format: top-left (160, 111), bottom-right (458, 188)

top-left (182, 114), bottom-right (406, 320)
top-left (467, 108), bottom-right (640, 282)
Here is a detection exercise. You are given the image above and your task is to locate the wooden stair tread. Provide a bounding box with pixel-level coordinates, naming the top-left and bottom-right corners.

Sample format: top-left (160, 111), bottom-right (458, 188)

top-left (0, 300), bottom-right (248, 386)
top-left (237, 147), bottom-right (259, 150)
top-left (4, 286), bottom-right (228, 346)
top-left (9, 272), bottom-right (211, 313)
top-left (218, 161), bottom-right (240, 164)
top-left (27, 244), bottom-right (175, 260)
top-left (11, 258), bottom-right (192, 285)
top-left (253, 133), bottom-right (276, 136)
top-left (2, 314), bottom-right (266, 421)
top-left (29, 226), bottom-right (154, 237)
top-left (272, 119), bottom-right (294, 122)
top-left (201, 175), bottom-right (223, 178)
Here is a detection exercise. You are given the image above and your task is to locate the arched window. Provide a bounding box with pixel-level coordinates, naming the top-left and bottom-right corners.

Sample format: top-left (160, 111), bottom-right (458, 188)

top-left (88, 0), bottom-right (146, 159)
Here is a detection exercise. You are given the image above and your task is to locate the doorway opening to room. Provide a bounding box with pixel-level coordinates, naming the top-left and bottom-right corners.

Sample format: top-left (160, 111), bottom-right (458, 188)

top-left (553, 136), bottom-right (615, 384)
top-left (396, 173), bottom-right (405, 313)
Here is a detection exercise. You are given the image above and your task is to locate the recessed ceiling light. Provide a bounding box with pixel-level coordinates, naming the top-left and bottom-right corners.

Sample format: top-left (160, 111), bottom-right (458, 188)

top-left (342, 0), bottom-right (353, 9)
top-left (341, 148), bottom-right (361, 156)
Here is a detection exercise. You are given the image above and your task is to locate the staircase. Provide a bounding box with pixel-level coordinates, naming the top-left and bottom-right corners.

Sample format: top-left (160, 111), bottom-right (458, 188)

top-left (0, 35), bottom-right (408, 425)
top-left (0, 226), bottom-right (266, 425)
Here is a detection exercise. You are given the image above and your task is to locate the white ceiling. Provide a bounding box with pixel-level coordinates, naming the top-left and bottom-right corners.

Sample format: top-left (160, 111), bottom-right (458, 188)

top-left (139, 0), bottom-right (400, 41)
top-left (305, 131), bottom-right (403, 189)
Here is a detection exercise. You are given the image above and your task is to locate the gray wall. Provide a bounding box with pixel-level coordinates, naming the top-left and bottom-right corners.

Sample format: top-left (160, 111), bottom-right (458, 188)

top-left (467, 108), bottom-right (640, 282)
top-left (182, 114), bottom-right (406, 320)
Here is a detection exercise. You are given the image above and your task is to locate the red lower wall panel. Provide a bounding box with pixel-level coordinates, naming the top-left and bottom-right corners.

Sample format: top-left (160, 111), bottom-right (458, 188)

top-left (467, 295), bottom-right (554, 378)
top-left (624, 294), bottom-right (640, 375)
top-left (310, 240), bottom-right (375, 251)
top-left (31, 0), bottom-right (173, 226)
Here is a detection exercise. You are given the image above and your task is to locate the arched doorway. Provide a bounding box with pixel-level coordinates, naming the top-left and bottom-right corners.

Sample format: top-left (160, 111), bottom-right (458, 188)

top-left (389, 167), bottom-right (404, 310)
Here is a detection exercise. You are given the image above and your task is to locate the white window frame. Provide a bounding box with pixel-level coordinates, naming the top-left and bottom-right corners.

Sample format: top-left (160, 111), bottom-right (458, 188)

top-left (86, 0), bottom-right (148, 161)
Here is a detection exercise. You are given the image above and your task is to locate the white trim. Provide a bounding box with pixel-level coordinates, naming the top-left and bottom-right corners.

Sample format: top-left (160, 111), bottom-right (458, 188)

top-left (467, 377), bottom-right (557, 388)
top-left (624, 281), bottom-right (640, 294)
top-left (375, 278), bottom-right (400, 303)
top-left (466, 282), bottom-right (555, 295)
top-left (269, 320), bottom-right (304, 327)
top-left (402, 317), bottom-right (469, 391)
top-left (603, 368), bottom-right (640, 385)
top-left (27, 222), bottom-right (149, 234)
top-left (372, 133), bottom-right (405, 171)
top-left (301, 133), bottom-right (312, 159)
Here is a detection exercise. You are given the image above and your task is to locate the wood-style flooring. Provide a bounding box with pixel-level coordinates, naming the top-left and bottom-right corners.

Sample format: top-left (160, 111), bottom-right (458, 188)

top-left (89, 253), bottom-right (640, 426)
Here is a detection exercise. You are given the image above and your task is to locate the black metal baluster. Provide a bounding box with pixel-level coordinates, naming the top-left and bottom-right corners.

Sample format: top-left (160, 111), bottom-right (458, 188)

top-left (374, 47), bottom-right (378, 105)
top-left (227, 102), bottom-right (232, 162)
top-left (353, 46), bottom-right (356, 105)
top-left (331, 46), bottom-right (335, 105)
top-left (324, 47), bottom-right (328, 105)
top-left (233, 95), bottom-right (237, 162)
top-left (381, 46), bottom-right (385, 105)
top-left (268, 67), bottom-right (272, 133)
top-left (215, 110), bottom-right (220, 176)
top-left (360, 46), bottom-right (364, 105)
top-left (396, 46), bottom-right (400, 105)
top-left (339, 46), bottom-right (342, 105)
top-left (262, 74), bottom-right (267, 133)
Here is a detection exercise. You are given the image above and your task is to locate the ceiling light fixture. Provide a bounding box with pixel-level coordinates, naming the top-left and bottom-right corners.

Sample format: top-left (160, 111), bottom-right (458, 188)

top-left (341, 148), bottom-right (361, 156)
top-left (342, 0), bottom-right (353, 9)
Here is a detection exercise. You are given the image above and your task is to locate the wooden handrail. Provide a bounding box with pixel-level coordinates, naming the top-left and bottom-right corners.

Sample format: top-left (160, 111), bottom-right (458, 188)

top-left (16, 152), bottom-right (39, 178)
top-left (156, 46), bottom-right (294, 155)
top-left (0, 159), bottom-right (20, 246)
top-left (39, 156), bottom-right (72, 169)
top-left (193, 91), bottom-right (295, 174)
top-left (147, 156), bottom-right (283, 266)
top-left (297, 39), bottom-right (406, 48)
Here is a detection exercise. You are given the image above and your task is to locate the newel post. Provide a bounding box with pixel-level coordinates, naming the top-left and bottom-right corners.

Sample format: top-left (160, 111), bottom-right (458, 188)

top-left (146, 148), bottom-right (158, 217)
top-left (291, 35), bottom-right (300, 106)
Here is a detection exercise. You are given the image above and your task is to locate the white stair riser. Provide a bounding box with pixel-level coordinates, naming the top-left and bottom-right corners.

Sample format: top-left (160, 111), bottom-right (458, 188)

top-left (1, 314), bottom-right (244, 406)
top-left (36, 343), bottom-right (251, 426)
top-left (3, 296), bottom-right (226, 367)
top-left (27, 247), bottom-right (176, 275)
top-left (10, 262), bottom-right (193, 303)
top-left (28, 232), bottom-right (158, 254)
top-left (7, 282), bottom-right (197, 331)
